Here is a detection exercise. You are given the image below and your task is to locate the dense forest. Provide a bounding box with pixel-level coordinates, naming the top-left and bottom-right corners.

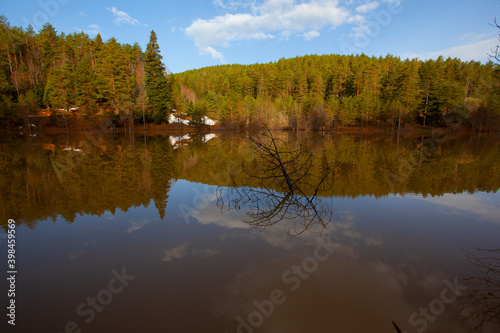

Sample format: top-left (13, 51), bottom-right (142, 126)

top-left (1, 15), bottom-right (499, 131)
top-left (0, 16), bottom-right (183, 130)
top-left (178, 54), bottom-right (500, 131)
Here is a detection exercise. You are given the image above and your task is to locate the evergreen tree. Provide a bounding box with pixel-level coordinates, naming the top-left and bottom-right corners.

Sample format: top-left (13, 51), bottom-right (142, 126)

top-left (144, 30), bottom-right (170, 123)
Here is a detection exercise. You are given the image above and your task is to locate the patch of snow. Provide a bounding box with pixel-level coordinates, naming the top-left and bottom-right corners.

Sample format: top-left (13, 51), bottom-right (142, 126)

top-left (63, 148), bottom-right (83, 153)
top-left (202, 116), bottom-right (217, 126)
top-left (168, 114), bottom-right (190, 125)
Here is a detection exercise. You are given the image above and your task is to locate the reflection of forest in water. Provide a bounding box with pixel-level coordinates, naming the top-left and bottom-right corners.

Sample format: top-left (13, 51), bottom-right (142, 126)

top-left (1, 131), bottom-right (499, 229)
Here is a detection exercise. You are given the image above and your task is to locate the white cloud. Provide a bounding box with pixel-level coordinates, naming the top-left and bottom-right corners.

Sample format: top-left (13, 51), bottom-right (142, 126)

top-left (107, 7), bottom-right (141, 26)
top-left (213, 0), bottom-right (257, 12)
top-left (355, 1), bottom-right (379, 13)
top-left (303, 30), bottom-right (320, 41)
top-left (201, 46), bottom-right (226, 63)
top-left (185, 0), bottom-right (353, 61)
top-left (404, 38), bottom-right (498, 62)
top-left (460, 31), bottom-right (496, 43)
top-left (381, 0), bottom-right (401, 4)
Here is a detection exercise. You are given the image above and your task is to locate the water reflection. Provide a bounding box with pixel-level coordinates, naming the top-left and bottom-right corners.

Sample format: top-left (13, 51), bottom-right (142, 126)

top-left (1, 131), bottom-right (500, 332)
top-left (1, 132), bottom-right (499, 229)
top-left (216, 127), bottom-right (333, 236)
top-left (457, 248), bottom-right (500, 332)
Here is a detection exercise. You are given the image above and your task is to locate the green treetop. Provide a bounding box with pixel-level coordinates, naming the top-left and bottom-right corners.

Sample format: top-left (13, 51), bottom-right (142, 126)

top-left (145, 30), bottom-right (170, 123)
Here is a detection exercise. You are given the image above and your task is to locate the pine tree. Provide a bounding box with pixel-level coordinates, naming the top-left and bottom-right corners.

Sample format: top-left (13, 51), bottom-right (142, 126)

top-left (145, 30), bottom-right (170, 123)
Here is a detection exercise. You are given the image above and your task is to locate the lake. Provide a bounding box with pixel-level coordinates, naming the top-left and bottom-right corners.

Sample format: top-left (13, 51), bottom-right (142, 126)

top-left (1, 130), bottom-right (499, 333)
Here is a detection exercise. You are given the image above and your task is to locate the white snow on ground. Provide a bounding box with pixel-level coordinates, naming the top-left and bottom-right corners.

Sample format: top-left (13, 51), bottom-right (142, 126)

top-left (168, 114), bottom-right (218, 126)
top-left (168, 114), bottom-right (190, 125)
top-left (202, 116), bottom-right (217, 126)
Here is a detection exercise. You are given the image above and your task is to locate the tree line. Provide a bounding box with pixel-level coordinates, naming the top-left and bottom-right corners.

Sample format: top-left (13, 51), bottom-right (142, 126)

top-left (1, 15), bottom-right (499, 131)
top-left (0, 16), bottom-right (182, 129)
top-left (177, 54), bottom-right (500, 131)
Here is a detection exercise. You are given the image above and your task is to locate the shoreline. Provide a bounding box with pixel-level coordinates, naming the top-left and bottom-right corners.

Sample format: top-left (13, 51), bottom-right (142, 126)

top-left (0, 123), bottom-right (481, 135)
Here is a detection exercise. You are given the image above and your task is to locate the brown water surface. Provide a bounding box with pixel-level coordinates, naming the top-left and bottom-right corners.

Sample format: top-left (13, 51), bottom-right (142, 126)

top-left (0, 131), bottom-right (499, 333)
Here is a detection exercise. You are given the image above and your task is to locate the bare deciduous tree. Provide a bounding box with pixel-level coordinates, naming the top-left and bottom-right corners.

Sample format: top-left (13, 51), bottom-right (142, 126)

top-left (217, 126), bottom-right (334, 236)
top-left (491, 18), bottom-right (500, 65)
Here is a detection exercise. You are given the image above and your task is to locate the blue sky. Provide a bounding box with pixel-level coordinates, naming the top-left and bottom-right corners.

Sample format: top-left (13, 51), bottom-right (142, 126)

top-left (1, 0), bottom-right (499, 73)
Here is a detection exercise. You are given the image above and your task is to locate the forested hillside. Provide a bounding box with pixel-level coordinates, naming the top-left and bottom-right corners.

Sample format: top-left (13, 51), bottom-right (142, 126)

top-left (177, 54), bottom-right (500, 131)
top-left (0, 16), bottom-right (183, 129)
top-left (1, 15), bottom-right (499, 131)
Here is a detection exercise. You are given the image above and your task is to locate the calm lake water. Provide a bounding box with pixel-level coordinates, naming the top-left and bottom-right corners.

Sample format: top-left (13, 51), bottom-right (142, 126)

top-left (1, 130), bottom-right (499, 333)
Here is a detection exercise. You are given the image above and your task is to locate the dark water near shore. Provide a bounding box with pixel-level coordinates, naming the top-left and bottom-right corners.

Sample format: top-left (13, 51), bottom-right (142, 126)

top-left (0, 130), bottom-right (499, 333)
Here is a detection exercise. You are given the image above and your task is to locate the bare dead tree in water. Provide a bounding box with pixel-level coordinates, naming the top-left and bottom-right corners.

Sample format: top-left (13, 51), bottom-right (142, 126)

top-left (217, 126), bottom-right (333, 236)
top-left (456, 248), bottom-right (500, 332)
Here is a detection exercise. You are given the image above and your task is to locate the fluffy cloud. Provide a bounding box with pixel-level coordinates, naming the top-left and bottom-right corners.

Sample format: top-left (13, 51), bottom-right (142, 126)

top-left (302, 30), bottom-right (320, 41)
top-left (200, 46), bottom-right (226, 63)
top-left (107, 7), bottom-right (140, 26)
top-left (355, 1), bottom-right (379, 13)
top-left (186, 0), bottom-right (355, 60)
top-left (404, 38), bottom-right (498, 63)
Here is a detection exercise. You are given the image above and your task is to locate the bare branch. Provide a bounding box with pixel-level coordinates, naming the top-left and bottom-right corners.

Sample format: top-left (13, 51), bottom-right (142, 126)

top-left (456, 248), bottom-right (500, 332)
top-left (217, 125), bottom-right (334, 236)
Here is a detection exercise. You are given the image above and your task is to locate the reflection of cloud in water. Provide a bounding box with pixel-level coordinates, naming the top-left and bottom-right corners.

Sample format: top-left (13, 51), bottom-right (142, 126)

top-left (162, 243), bottom-right (188, 262)
top-left (192, 202), bottom-right (251, 229)
top-left (192, 191), bottom-right (458, 324)
top-left (193, 197), bottom-right (335, 249)
top-left (67, 239), bottom-right (99, 260)
top-left (213, 243), bottom-right (463, 332)
top-left (195, 248), bottom-right (219, 258)
top-left (124, 219), bottom-right (151, 234)
top-left (68, 251), bottom-right (85, 260)
top-left (213, 253), bottom-right (418, 333)
top-left (417, 192), bottom-right (500, 223)
top-left (162, 243), bottom-right (219, 262)
top-left (210, 205), bottom-right (467, 332)
top-left (103, 211), bottom-right (116, 220)
top-left (194, 199), bottom-right (385, 252)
